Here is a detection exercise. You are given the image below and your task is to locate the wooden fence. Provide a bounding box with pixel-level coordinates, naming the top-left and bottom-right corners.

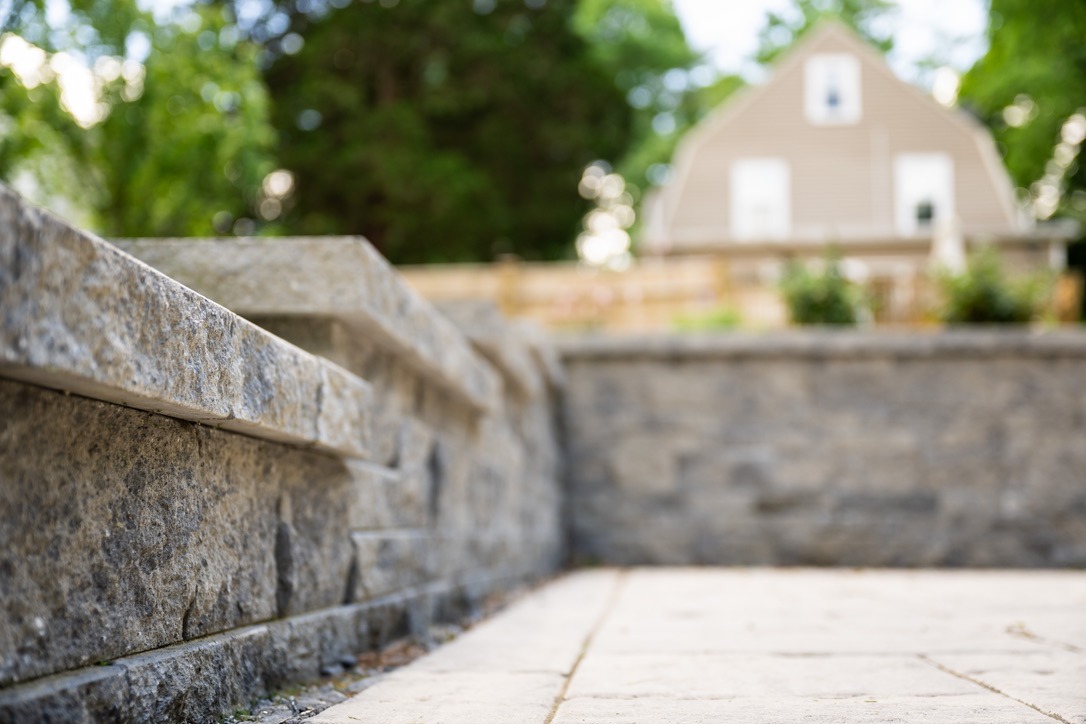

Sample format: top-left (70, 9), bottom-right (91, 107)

top-left (399, 253), bottom-right (1083, 332)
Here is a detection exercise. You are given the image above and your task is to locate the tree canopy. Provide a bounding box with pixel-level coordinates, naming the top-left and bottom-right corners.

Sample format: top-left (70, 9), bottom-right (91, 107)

top-left (265, 0), bottom-right (631, 263)
top-left (1, 1), bottom-right (276, 236)
top-left (754, 0), bottom-right (895, 65)
top-left (958, 0), bottom-right (1086, 227)
top-left (571, 0), bottom-right (712, 192)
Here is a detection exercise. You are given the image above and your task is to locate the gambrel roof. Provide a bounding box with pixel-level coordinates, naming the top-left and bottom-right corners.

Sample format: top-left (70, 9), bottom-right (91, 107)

top-left (643, 20), bottom-right (1022, 252)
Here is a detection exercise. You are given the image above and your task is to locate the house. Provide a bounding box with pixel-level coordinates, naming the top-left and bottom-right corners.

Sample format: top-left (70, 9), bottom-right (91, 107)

top-left (641, 20), bottom-right (1070, 323)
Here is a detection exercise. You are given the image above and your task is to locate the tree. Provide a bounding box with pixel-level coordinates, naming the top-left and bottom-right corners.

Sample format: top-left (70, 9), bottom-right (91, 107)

top-left (265, 0), bottom-right (631, 263)
top-left (754, 0), bottom-right (896, 65)
top-left (0, 2), bottom-right (276, 236)
top-left (958, 0), bottom-right (1086, 226)
top-left (571, 0), bottom-right (711, 192)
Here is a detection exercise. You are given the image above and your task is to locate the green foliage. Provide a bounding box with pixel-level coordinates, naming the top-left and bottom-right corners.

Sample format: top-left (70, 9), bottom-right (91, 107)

top-left (100, 8), bottom-right (276, 236)
top-left (958, 0), bottom-right (1086, 225)
top-left (780, 255), bottom-right (860, 325)
top-left (755, 0), bottom-right (896, 65)
top-left (3, 0), bottom-right (717, 258)
top-left (265, 0), bottom-right (631, 263)
top-left (0, 3), bottom-right (276, 236)
top-left (938, 248), bottom-right (1051, 324)
top-left (672, 306), bottom-right (742, 332)
top-left (572, 0), bottom-right (718, 192)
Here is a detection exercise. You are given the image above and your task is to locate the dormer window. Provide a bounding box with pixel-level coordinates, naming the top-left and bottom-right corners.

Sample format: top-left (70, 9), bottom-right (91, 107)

top-left (805, 54), bottom-right (861, 125)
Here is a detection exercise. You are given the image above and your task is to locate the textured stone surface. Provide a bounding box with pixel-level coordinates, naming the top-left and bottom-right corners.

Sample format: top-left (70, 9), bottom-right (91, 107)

top-left (0, 187), bottom-right (371, 458)
top-left (121, 626), bottom-right (271, 723)
top-left (310, 672), bottom-right (561, 724)
top-left (312, 571), bottom-right (621, 724)
top-left (0, 186), bottom-right (564, 719)
top-left (116, 237), bottom-right (500, 412)
top-left (0, 578), bottom-right (516, 722)
top-left (344, 424), bottom-right (433, 532)
top-left (0, 626), bottom-right (273, 724)
top-left (0, 666), bottom-right (130, 724)
top-left (315, 569), bottom-right (1086, 724)
top-left (924, 651), bottom-right (1086, 724)
top-left (561, 331), bottom-right (1086, 566)
top-left (257, 307), bottom-right (564, 602)
top-left (0, 379), bottom-right (351, 685)
top-left (437, 301), bottom-right (544, 398)
top-left (263, 606), bottom-right (369, 688)
top-left (349, 532), bottom-right (435, 602)
top-left (554, 328), bottom-right (1086, 359)
top-left (551, 695), bottom-right (1056, 723)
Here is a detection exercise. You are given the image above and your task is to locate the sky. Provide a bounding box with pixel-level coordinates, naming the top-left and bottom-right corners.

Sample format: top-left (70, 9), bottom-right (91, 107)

top-left (669, 0), bottom-right (989, 86)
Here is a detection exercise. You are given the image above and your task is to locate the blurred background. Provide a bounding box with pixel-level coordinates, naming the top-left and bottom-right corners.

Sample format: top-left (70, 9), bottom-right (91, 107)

top-left (2, 0), bottom-right (1083, 330)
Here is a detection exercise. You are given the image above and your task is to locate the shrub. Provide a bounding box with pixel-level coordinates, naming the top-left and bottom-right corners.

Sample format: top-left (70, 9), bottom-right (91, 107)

top-left (938, 248), bottom-right (1051, 324)
top-left (780, 255), bottom-right (861, 326)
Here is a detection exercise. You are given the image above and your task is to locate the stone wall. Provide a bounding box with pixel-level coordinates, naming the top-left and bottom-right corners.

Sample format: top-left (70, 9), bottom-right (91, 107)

top-left (6, 179), bottom-right (1086, 721)
top-left (560, 332), bottom-right (1086, 567)
top-left (0, 186), bottom-right (563, 722)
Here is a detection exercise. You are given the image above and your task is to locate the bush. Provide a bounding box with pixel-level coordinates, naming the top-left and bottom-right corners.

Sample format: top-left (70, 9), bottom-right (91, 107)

top-left (780, 255), bottom-right (861, 326)
top-left (938, 248), bottom-right (1051, 324)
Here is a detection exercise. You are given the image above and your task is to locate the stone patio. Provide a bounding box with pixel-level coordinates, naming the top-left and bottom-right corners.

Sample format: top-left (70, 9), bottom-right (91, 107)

top-left (311, 568), bottom-right (1086, 724)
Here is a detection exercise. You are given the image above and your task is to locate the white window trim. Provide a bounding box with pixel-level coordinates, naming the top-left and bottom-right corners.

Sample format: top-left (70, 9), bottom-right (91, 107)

top-left (893, 153), bottom-right (955, 237)
top-left (805, 53), bottom-right (862, 126)
top-left (730, 158), bottom-right (792, 241)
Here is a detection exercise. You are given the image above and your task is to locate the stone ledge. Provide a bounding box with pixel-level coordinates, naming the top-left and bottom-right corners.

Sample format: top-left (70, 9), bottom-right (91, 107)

top-left (115, 237), bottom-right (501, 413)
top-left (555, 329), bottom-right (1086, 360)
top-left (0, 185), bottom-right (371, 459)
top-left (436, 301), bottom-right (546, 399)
top-left (0, 573), bottom-right (535, 723)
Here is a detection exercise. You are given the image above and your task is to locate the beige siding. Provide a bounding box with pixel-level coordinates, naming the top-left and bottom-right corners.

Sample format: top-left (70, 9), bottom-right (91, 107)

top-left (661, 23), bottom-right (1019, 245)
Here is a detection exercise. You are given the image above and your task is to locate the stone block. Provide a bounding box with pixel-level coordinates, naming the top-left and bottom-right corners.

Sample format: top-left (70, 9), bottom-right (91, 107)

top-left (0, 666), bottom-right (130, 724)
top-left (349, 532), bottom-right (434, 602)
top-left (436, 301), bottom-right (545, 399)
top-left (264, 606), bottom-right (369, 688)
top-left (0, 379), bottom-right (359, 685)
top-left (121, 626), bottom-right (271, 723)
top-left (115, 236), bottom-right (500, 413)
top-left (345, 422), bottom-right (434, 532)
top-left (0, 186), bottom-right (371, 459)
top-left (277, 468), bottom-right (357, 617)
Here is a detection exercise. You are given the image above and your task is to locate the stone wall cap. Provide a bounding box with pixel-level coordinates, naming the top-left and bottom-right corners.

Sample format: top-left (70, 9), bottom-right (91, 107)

top-left (554, 329), bottom-right (1086, 360)
top-left (435, 301), bottom-right (551, 398)
top-left (115, 237), bottom-right (501, 413)
top-left (0, 185), bottom-right (372, 458)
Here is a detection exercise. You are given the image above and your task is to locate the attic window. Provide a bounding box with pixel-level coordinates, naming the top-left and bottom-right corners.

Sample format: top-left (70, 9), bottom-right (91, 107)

top-left (805, 54), bottom-right (861, 125)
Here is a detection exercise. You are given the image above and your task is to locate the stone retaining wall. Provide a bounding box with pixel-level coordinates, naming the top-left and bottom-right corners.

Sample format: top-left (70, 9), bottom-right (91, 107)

top-left (559, 332), bottom-right (1086, 567)
top-left (0, 186), bottom-right (563, 722)
top-left (5, 180), bottom-right (1086, 721)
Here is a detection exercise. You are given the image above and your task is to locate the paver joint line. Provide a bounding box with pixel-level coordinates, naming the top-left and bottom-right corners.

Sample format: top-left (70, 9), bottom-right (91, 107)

top-left (917, 654), bottom-right (1072, 724)
top-left (543, 569), bottom-right (628, 724)
top-left (1006, 623), bottom-right (1086, 655)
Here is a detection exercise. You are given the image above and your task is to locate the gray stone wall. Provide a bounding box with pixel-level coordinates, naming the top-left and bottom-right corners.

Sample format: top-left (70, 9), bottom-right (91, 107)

top-left (0, 187), bottom-right (563, 722)
top-left (559, 332), bottom-right (1086, 567)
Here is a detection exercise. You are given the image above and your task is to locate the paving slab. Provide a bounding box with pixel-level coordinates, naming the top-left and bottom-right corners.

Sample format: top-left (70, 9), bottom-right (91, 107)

top-left (313, 568), bottom-right (1086, 724)
top-left (550, 695), bottom-right (1058, 724)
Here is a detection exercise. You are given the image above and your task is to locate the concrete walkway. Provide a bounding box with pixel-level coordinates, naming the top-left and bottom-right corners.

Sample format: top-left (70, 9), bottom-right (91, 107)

top-left (312, 569), bottom-right (1086, 723)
